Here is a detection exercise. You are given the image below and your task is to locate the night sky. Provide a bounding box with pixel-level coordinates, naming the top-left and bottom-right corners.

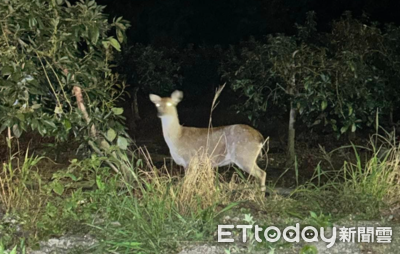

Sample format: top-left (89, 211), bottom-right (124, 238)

top-left (96, 0), bottom-right (400, 47)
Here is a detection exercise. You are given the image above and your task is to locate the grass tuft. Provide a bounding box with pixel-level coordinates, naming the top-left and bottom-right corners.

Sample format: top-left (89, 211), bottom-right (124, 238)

top-left (177, 149), bottom-right (218, 214)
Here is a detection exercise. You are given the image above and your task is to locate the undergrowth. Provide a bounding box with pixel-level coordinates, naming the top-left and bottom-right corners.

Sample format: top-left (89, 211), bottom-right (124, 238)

top-left (0, 130), bottom-right (399, 253)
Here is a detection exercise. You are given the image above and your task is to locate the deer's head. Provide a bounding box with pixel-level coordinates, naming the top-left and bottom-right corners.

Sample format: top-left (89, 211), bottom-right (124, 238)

top-left (149, 90), bottom-right (183, 118)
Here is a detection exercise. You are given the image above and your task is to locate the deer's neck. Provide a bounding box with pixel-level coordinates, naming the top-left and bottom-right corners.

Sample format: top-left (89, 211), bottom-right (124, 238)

top-left (161, 114), bottom-right (182, 141)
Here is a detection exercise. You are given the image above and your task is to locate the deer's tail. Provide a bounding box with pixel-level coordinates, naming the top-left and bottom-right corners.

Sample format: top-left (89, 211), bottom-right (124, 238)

top-left (258, 137), bottom-right (269, 162)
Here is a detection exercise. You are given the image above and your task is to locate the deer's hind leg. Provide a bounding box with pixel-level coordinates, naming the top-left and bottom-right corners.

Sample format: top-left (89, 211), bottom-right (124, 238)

top-left (241, 163), bottom-right (266, 192)
top-left (233, 144), bottom-right (266, 192)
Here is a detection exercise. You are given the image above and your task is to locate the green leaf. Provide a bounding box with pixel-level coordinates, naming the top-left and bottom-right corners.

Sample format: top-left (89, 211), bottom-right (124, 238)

top-left (321, 74), bottom-right (328, 83)
top-left (109, 38), bottom-right (121, 51)
top-left (52, 181), bottom-right (64, 195)
top-left (106, 128), bottom-right (117, 142)
top-left (351, 123), bottom-right (356, 132)
top-left (348, 105), bottom-right (353, 116)
top-left (44, 120), bottom-right (57, 128)
top-left (117, 136), bottom-right (128, 150)
top-left (340, 126), bottom-right (348, 134)
top-left (2, 66), bottom-right (13, 76)
top-left (136, 159), bottom-right (143, 168)
top-left (102, 40), bottom-right (110, 49)
top-left (12, 124), bottom-right (22, 138)
top-left (100, 139), bottom-right (111, 151)
top-left (54, 106), bottom-right (63, 114)
top-left (310, 211), bottom-right (317, 218)
top-left (65, 173), bottom-right (77, 181)
top-left (31, 103), bottom-right (41, 109)
top-left (9, 246), bottom-right (17, 254)
top-left (90, 26), bottom-right (100, 45)
top-left (116, 28), bottom-right (124, 43)
top-left (96, 175), bottom-right (105, 191)
top-left (16, 113), bottom-right (25, 121)
top-left (112, 107), bottom-right (124, 115)
top-left (63, 119), bottom-right (71, 131)
top-left (321, 100), bottom-right (327, 111)
top-left (311, 119), bottom-right (321, 126)
top-left (0, 123), bottom-right (8, 133)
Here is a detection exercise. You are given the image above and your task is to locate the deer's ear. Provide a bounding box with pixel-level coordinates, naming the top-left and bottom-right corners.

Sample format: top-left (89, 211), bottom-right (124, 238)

top-left (149, 94), bottom-right (161, 104)
top-left (171, 90), bottom-right (183, 104)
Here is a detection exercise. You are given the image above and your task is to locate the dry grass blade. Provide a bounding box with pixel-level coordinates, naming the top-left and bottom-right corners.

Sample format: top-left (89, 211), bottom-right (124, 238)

top-left (206, 83), bottom-right (226, 149)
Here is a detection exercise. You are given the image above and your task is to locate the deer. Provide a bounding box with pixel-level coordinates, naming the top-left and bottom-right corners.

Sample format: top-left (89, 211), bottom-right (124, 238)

top-left (149, 90), bottom-right (267, 191)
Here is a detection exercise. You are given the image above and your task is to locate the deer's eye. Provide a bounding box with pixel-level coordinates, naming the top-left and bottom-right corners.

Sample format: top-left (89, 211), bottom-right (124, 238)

top-left (166, 102), bottom-right (172, 107)
top-left (156, 103), bottom-right (160, 107)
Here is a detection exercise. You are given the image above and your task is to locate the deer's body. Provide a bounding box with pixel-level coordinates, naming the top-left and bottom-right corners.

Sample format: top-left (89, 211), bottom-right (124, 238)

top-left (150, 91), bottom-right (267, 191)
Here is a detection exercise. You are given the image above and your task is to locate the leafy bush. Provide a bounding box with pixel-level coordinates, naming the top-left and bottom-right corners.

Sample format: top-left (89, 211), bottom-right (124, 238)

top-left (0, 0), bottom-right (130, 151)
top-left (121, 44), bottom-right (181, 96)
top-left (220, 12), bottom-right (400, 161)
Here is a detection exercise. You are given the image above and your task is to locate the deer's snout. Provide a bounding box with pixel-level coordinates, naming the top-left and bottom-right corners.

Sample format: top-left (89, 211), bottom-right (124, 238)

top-left (156, 107), bottom-right (165, 117)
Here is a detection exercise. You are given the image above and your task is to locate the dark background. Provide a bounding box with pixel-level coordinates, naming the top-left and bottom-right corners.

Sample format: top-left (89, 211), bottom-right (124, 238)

top-left (90, 0), bottom-right (400, 168)
top-left (96, 0), bottom-right (400, 47)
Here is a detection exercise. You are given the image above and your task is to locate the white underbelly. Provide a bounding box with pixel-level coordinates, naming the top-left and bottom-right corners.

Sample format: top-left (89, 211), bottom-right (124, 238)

top-left (214, 154), bottom-right (232, 167)
top-left (170, 150), bottom-right (187, 167)
top-left (216, 161), bottom-right (231, 167)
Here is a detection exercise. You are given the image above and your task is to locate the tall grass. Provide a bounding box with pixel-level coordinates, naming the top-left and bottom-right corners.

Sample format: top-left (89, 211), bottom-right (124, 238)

top-left (291, 131), bottom-right (400, 219)
top-left (0, 143), bottom-right (44, 213)
top-left (0, 138), bottom-right (46, 251)
top-left (343, 132), bottom-right (400, 207)
top-left (91, 146), bottom-right (240, 253)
